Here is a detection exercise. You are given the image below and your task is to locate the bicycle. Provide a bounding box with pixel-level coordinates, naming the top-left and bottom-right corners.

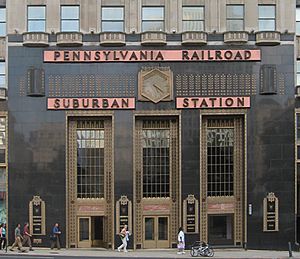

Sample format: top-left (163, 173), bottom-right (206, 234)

top-left (190, 241), bottom-right (214, 257)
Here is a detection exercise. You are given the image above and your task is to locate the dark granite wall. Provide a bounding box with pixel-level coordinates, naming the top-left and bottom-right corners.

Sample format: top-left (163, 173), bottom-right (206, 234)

top-left (7, 44), bottom-right (295, 250)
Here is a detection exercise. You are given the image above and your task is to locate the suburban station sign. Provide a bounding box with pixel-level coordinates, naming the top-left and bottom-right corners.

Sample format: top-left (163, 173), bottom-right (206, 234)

top-left (47, 97), bottom-right (135, 110)
top-left (44, 49), bottom-right (261, 62)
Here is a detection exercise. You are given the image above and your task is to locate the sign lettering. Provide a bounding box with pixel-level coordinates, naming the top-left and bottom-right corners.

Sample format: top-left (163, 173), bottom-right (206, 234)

top-left (47, 97), bottom-right (135, 110)
top-left (176, 96), bottom-right (250, 109)
top-left (44, 50), bottom-right (261, 63)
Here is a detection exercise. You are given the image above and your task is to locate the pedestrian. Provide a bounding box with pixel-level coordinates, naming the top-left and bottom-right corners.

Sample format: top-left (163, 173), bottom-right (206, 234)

top-left (117, 224), bottom-right (130, 252)
top-left (0, 223), bottom-right (6, 250)
top-left (177, 227), bottom-right (185, 254)
top-left (50, 223), bottom-right (61, 250)
top-left (10, 223), bottom-right (26, 252)
top-left (22, 222), bottom-right (34, 251)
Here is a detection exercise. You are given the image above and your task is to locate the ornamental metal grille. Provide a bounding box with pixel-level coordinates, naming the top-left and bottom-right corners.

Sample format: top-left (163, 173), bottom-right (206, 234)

top-left (77, 128), bottom-right (105, 198)
top-left (207, 127), bottom-right (234, 196)
top-left (142, 128), bottom-right (170, 198)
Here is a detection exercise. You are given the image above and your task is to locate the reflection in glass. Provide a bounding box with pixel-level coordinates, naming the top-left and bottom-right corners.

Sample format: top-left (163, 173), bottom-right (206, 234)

top-left (259, 5), bottom-right (275, 18)
top-left (79, 218), bottom-right (89, 241)
top-left (227, 5), bottom-right (243, 18)
top-left (0, 8), bottom-right (5, 36)
top-left (102, 7), bottom-right (123, 20)
top-left (61, 6), bottom-right (79, 32)
top-left (142, 7), bottom-right (164, 20)
top-left (258, 5), bottom-right (275, 31)
top-left (145, 218), bottom-right (154, 240)
top-left (182, 6), bottom-right (204, 31)
top-left (158, 217), bottom-right (168, 240)
top-left (102, 7), bottom-right (124, 32)
top-left (226, 5), bottom-right (244, 31)
top-left (142, 7), bottom-right (164, 32)
top-left (258, 20), bottom-right (275, 31)
top-left (28, 6), bottom-right (46, 32)
top-left (297, 8), bottom-right (300, 35)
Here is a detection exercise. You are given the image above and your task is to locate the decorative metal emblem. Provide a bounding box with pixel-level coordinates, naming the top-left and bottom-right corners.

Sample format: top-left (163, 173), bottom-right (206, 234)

top-left (138, 67), bottom-right (173, 103)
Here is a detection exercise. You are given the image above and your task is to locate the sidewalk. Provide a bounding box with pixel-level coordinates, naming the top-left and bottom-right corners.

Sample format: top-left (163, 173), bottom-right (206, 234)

top-left (2, 248), bottom-right (300, 259)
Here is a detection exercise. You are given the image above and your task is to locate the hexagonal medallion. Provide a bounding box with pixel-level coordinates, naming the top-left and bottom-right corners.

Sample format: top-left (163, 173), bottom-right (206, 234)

top-left (138, 68), bottom-right (173, 103)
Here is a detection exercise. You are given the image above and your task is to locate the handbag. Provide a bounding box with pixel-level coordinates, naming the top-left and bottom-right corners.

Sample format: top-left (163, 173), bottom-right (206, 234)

top-left (119, 232), bottom-right (125, 238)
top-left (177, 242), bottom-right (184, 249)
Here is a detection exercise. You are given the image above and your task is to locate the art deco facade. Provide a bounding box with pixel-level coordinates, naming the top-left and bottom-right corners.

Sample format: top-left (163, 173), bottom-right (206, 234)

top-left (0, 0), bottom-right (297, 250)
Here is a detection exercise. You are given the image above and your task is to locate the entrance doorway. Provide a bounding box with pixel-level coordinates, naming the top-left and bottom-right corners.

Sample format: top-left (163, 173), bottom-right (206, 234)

top-left (78, 216), bottom-right (104, 248)
top-left (208, 214), bottom-right (234, 245)
top-left (143, 216), bottom-right (169, 248)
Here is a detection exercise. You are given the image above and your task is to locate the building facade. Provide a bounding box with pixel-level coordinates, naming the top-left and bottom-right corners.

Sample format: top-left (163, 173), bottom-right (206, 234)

top-left (1, 0), bottom-right (297, 250)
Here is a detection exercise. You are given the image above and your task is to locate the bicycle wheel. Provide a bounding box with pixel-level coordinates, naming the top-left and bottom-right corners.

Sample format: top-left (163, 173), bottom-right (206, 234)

top-left (190, 248), bottom-right (198, 257)
top-left (199, 248), bottom-right (207, 257)
top-left (207, 248), bottom-right (214, 257)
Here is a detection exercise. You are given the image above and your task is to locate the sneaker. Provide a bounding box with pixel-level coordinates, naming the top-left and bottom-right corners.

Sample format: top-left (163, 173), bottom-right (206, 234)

top-left (182, 251), bottom-right (185, 254)
top-left (117, 248), bottom-right (121, 252)
top-left (177, 252), bottom-right (182, 254)
top-left (124, 250), bottom-right (128, 253)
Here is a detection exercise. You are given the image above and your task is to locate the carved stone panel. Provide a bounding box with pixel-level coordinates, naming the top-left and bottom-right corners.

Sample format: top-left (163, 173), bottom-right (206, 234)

top-left (138, 68), bottom-right (173, 103)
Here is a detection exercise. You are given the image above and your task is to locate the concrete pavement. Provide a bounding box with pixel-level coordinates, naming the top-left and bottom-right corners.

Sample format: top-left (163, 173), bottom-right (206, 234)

top-left (1, 248), bottom-right (300, 259)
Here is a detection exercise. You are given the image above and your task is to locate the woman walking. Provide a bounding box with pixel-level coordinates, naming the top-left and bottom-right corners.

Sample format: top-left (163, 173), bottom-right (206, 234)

top-left (117, 225), bottom-right (129, 252)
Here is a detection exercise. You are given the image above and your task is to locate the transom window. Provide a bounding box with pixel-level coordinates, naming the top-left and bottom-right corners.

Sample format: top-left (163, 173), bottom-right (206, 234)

top-left (142, 7), bottom-right (164, 32)
top-left (207, 128), bottom-right (234, 196)
top-left (142, 129), bottom-right (170, 198)
top-left (226, 5), bottom-right (244, 31)
top-left (77, 129), bottom-right (104, 198)
top-left (61, 5), bottom-right (79, 32)
top-left (258, 5), bottom-right (276, 31)
top-left (182, 6), bottom-right (204, 31)
top-left (27, 6), bottom-right (46, 32)
top-left (0, 8), bottom-right (5, 36)
top-left (102, 7), bottom-right (124, 32)
top-left (297, 8), bottom-right (300, 35)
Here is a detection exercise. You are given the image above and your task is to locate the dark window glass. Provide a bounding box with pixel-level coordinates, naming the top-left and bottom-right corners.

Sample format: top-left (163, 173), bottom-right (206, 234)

top-left (182, 6), bottom-right (204, 31)
top-left (142, 129), bottom-right (170, 198)
top-left (77, 129), bottom-right (104, 198)
top-left (207, 128), bottom-right (234, 196)
top-left (28, 6), bottom-right (46, 32)
top-left (258, 5), bottom-right (275, 31)
top-left (142, 7), bottom-right (164, 32)
top-left (61, 6), bottom-right (79, 32)
top-left (226, 5), bottom-right (244, 31)
top-left (101, 7), bottom-right (124, 32)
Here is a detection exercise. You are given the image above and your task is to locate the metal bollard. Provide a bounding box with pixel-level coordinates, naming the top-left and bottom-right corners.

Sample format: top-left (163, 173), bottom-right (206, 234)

top-left (288, 242), bottom-right (293, 258)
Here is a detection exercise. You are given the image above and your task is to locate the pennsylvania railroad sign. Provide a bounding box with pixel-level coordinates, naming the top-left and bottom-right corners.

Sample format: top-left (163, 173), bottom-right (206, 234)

top-left (44, 49), bottom-right (261, 62)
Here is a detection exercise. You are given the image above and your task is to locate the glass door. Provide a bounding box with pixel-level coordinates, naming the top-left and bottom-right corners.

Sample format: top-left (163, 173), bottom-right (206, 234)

top-left (78, 217), bottom-right (91, 248)
top-left (143, 216), bottom-right (169, 248)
